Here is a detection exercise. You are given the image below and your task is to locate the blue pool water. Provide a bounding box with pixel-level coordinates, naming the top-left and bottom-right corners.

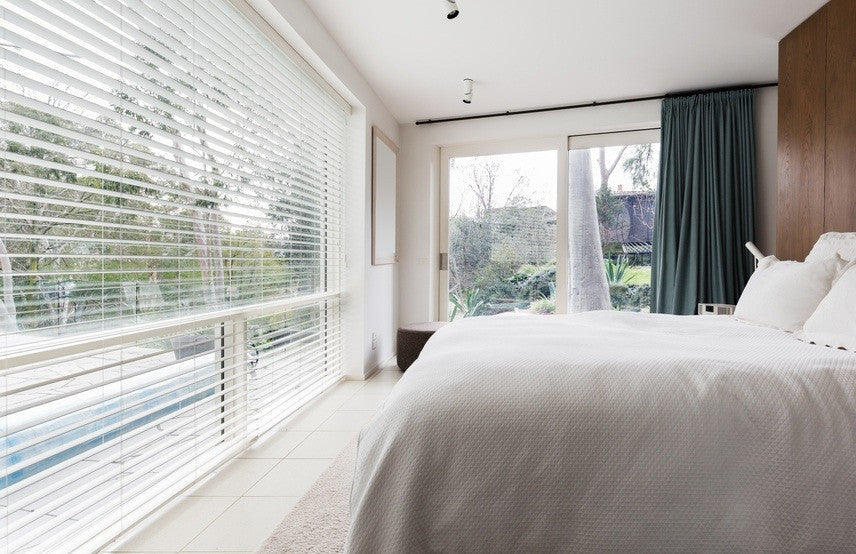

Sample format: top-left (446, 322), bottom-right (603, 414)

top-left (1, 362), bottom-right (217, 490)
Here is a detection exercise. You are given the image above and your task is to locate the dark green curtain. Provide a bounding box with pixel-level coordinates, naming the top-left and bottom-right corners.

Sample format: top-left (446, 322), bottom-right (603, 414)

top-left (651, 89), bottom-right (757, 315)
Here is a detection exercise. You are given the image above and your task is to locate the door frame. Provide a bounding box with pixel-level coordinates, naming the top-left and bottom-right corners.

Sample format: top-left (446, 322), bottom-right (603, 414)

top-left (438, 137), bottom-right (569, 320)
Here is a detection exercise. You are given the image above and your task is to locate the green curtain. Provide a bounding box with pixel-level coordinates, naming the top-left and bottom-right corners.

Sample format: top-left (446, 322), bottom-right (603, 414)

top-left (651, 89), bottom-right (757, 315)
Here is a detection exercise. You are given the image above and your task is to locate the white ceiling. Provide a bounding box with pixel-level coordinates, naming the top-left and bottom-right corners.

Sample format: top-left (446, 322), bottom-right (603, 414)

top-left (299, 0), bottom-right (825, 123)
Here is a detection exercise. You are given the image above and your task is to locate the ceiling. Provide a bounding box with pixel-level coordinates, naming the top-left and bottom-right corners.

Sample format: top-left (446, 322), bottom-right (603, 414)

top-left (299, 0), bottom-right (825, 123)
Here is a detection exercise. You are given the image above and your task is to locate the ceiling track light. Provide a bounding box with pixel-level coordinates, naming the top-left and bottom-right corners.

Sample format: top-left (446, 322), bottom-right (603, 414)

top-left (444, 0), bottom-right (459, 19)
top-left (462, 78), bottom-right (473, 104)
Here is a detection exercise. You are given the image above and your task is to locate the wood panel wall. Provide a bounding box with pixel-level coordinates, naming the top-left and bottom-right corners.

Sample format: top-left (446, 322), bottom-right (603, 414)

top-left (824, 0), bottom-right (856, 233)
top-left (776, 7), bottom-right (827, 260)
top-left (777, 0), bottom-right (856, 260)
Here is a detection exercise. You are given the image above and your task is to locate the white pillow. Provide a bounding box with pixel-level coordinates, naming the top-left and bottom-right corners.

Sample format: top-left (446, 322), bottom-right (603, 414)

top-left (805, 232), bottom-right (856, 263)
top-left (734, 255), bottom-right (844, 332)
top-left (833, 258), bottom-right (856, 286)
top-left (800, 263), bottom-right (856, 351)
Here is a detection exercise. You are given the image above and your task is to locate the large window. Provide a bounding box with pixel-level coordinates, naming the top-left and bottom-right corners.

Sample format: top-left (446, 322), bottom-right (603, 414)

top-left (439, 132), bottom-right (660, 319)
top-left (0, 0), bottom-right (346, 551)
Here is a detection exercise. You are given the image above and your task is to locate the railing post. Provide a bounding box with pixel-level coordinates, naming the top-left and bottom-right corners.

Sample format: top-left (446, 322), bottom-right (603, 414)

top-left (218, 316), bottom-right (249, 446)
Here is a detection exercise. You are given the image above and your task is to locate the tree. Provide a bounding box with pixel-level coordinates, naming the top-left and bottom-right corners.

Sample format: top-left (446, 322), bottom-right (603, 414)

top-left (622, 144), bottom-right (656, 190)
top-left (447, 156), bottom-right (538, 299)
top-left (622, 144), bottom-right (658, 234)
top-left (0, 100), bottom-right (112, 329)
top-left (448, 215), bottom-right (492, 292)
top-left (115, 56), bottom-right (230, 309)
top-left (596, 146), bottom-right (628, 189)
top-left (568, 149), bottom-right (610, 312)
top-left (596, 186), bottom-right (627, 244)
top-left (595, 146), bottom-right (630, 244)
top-left (451, 157), bottom-right (533, 219)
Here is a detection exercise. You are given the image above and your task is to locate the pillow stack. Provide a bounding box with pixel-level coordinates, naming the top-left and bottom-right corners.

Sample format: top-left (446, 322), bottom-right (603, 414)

top-left (733, 255), bottom-right (845, 332)
top-left (733, 234), bottom-right (855, 352)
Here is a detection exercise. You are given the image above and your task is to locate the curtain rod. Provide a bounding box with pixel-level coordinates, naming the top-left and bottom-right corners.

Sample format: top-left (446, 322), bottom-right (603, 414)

top-left (414, 82), bottom-right (777, 126)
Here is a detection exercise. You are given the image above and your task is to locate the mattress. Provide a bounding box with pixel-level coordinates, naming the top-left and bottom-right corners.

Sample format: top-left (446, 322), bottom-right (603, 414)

top-left (347, 311), bottom-right (856, 552)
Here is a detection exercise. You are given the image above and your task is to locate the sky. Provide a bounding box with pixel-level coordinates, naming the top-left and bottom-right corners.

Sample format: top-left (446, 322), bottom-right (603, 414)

top-left (449, 150), bottom-right (557, 217)
top-left (448, 143), bottom-right (660, 218)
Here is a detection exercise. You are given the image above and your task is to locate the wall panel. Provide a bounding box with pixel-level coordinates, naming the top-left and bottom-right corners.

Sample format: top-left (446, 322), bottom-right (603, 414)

top-left (776, 6), bottom-right (827, 260)
top-left (824, 0), bottom-right (856, 232)
top-left (777, 0), bottom-right (856, 260)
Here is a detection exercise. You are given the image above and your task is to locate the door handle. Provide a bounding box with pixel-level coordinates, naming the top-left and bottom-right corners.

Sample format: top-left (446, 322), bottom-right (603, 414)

top-left (439, 253), bottom-right (449, 271)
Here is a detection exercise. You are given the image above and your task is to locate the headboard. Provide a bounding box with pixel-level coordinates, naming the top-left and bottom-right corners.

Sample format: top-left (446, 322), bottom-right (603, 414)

top-left (776, 0), bottom-right (856, 260)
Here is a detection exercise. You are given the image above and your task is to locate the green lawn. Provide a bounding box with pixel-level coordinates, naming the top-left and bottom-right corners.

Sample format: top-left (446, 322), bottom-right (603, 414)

top-left (624, 265), bottom-right (651, 286)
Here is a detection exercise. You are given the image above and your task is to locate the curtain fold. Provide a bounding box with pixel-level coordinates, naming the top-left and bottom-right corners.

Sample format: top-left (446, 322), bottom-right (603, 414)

top-left (651, 89), bottom-right (757, 315)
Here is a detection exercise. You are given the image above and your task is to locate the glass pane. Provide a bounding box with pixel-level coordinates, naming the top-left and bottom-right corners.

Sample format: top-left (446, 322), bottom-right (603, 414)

top-left (447, 150), bottom-right (557, 319)
top-left (1, 324), bottom-right (224, 551)
top-left (0, 0), bottom-right (346, 550)
top-left (0, 0), bottom-right (346, 343)
top-left (568, 142), bottom-right (659, 312)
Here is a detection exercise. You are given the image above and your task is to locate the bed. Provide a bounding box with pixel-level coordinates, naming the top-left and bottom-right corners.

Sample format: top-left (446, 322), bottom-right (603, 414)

top-left (347, 310), bottom-right (856, 552)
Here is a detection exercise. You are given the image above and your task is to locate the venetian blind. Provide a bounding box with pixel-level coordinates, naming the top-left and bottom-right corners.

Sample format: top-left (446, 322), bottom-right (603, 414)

top-left (0, 0), bottom-right (347, 550)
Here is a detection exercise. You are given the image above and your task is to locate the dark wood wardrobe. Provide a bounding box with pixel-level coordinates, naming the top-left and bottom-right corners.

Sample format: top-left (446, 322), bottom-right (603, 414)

top-left (777, 0), bottom-right (856, 260)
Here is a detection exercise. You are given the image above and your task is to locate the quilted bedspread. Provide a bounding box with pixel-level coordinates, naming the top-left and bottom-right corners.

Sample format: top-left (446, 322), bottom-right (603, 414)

top-left (346, 312), bottom-right (856, 553)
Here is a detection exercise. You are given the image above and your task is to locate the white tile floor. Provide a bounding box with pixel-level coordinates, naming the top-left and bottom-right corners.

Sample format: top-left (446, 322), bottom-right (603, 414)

top-left (103, 363), bottom-right (402, 553)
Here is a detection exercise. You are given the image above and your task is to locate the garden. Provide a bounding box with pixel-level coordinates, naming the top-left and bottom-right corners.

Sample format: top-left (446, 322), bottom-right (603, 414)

top-left (449, 256), bottom-right (652, 318)
top-left (447, 143), bottom-right (658, 318)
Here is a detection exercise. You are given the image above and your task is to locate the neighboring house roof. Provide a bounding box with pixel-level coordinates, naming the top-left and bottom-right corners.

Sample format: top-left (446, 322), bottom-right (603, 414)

top-left (486, 205), bottom-right (557, 226)
top-left (487, 205), bottom-right (556, 216)
top-left (613, 189), bottom-right (655, 197)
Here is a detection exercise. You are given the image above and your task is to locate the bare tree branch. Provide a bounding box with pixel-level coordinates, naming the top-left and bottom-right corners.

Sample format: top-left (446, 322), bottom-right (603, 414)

top-left (596, 145), bottom-right (629, 187)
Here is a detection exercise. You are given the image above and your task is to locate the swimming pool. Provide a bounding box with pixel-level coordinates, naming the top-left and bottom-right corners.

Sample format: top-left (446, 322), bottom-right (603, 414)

top-left (1, 354), bottom-right (218, 491)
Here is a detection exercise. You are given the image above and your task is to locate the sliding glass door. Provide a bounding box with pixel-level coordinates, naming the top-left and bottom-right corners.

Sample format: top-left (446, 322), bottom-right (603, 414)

top-left (439, 130), bottom-right (660, 321)
top-left (567, 130), bottom-right (660, 312)
top-left (440, 143), bottom-right (559, 320)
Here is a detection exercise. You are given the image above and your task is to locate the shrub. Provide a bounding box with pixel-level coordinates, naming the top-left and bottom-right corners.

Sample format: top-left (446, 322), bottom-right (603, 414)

top-left (450, 287), bottom-right (486, 319)
top-left (529, 296), bottom-right (556, 314)
top-left (604, 256), bottom-right (630, 285)
top-left (608, 283), bottom-right (629, 310)
top-left (516, 265), bottom-right (556, 300)
top-left (472, 245), bottom-right (520, 301)
top-left (626, 284), bottom-right (651, 310)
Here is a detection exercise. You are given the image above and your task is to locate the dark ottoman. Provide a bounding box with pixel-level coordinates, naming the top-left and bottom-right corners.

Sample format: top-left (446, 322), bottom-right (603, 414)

top-left (396, 321), bottom-right (446, 371)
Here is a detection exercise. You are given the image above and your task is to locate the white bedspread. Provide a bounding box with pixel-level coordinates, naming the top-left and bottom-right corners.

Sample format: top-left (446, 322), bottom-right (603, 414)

top-left (347, 312), bottom-right (856, 553)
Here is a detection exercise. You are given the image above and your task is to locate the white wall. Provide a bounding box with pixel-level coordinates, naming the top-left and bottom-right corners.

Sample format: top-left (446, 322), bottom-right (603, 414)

top-left (398, 88), bottom-right (779, 325)
top-left (251, 0), bottom-right (400, 378)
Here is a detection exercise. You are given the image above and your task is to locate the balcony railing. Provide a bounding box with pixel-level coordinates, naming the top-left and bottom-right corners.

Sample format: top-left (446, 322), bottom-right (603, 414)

top-left (1, 292), bottom-right (341, 552)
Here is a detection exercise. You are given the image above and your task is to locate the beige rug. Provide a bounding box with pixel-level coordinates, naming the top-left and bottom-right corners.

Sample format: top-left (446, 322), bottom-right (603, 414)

top-left (258, 439), bottom-right (356, 553)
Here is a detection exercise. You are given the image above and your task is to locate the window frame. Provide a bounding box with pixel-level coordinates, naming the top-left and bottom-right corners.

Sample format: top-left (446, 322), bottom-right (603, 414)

top-left (437, 127), bottom-right (662, 320)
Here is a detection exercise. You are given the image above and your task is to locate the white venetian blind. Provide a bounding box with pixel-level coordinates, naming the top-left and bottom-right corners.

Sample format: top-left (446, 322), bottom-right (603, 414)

top-left (0, 0), bottom-right (347, 551)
